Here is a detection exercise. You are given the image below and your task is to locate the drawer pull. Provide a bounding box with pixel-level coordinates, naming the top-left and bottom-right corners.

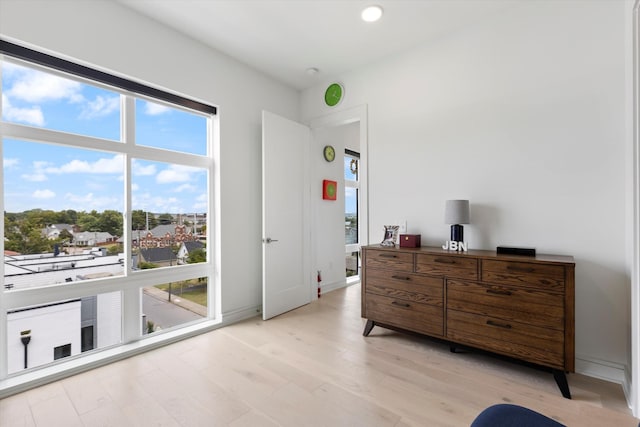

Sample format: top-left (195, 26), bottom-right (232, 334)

top-left (391, 301), bottom-right (410, 308)
top-left (506, 265), bottom-right (535, 273)
top-left (486, 320), bottom-right (512, 329)
top-left (434, 258), bottom-right (456, 264)
top-left (379, 254), bottom-right (398, 258)
top-left (391, 275), bottom-right (411, 281)
top-left (486, 289), bottom-right (512, 296)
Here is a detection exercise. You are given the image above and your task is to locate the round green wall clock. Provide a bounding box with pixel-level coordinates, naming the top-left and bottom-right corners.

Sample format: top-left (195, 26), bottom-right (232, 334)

top-left (323, 145), bottom-right (336, 162)
top-left (324, 83), bottom-right (344, 107)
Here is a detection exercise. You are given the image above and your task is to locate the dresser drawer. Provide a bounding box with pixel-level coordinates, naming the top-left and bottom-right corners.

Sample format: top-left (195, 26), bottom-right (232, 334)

top-left (365, 250), bottom-right (413, 272)
top-left (481, 260), bottom-right (565, 292)
top-left (447, 309), bottom-right (564, 369)
top-left (447, 280), bottom-right (563, 330)
top-left (416, 254), bottom-right (478, 280)
top-left (366, 293), bottom-right (443, 337)
top-left (366, 268), bottom-right (443, 307)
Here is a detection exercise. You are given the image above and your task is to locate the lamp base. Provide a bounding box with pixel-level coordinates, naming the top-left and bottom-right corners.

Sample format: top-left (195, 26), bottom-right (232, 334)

top-left (450, 224), bottom-right (464, 242)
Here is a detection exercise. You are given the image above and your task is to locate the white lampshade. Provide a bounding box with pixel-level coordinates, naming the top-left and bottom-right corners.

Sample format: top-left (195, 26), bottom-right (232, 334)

top-left (444, 200), bottom-right (470, 224)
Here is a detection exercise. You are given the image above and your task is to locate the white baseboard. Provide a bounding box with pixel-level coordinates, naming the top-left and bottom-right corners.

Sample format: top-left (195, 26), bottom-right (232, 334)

top-left (576, 354), bottom-right (631, 407)
top-left (319, 279), bottom-right (357, 296)
top-left (221, 304), bottom-right (261, 324)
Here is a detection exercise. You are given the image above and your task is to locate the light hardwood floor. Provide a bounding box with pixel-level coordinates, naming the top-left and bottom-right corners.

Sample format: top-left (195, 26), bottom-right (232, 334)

top-left (1, 283), bottom-right (638, 426)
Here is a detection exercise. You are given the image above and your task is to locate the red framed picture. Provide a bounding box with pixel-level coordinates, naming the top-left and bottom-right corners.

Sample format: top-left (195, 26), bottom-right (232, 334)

top-left (322, 180), bottom-right (337, 200)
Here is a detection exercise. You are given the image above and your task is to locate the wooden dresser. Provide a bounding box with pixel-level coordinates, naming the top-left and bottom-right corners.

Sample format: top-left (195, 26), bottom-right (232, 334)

top-left (361, 245), bottom-right (575, 398)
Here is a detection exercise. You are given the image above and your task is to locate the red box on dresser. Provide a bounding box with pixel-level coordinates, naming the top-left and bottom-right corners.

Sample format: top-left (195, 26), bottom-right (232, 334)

top-left (399, 234), bottom-right (421, 248)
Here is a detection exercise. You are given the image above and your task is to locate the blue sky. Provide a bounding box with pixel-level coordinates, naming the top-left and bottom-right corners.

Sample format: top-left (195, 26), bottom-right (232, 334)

top-left (2, 61), bottom-right (208, 214)
top-left (344, 157), bottom-right (358, 215)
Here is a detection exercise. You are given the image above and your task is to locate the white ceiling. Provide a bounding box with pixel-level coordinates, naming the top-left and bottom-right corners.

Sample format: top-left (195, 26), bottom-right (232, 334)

top-left (117, 0), bottom-right (516, 90)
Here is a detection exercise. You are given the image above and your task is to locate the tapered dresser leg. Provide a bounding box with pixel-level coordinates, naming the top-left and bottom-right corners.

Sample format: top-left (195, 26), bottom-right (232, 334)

top-left (553, 370), bottom-right (571, 399)
top-left (363, 320), bottom-right (375, 336)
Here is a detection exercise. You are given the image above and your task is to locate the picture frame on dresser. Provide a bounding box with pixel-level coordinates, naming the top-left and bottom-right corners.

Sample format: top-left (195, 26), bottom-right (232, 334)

top-left (380, 225), bottom-right (399, 247)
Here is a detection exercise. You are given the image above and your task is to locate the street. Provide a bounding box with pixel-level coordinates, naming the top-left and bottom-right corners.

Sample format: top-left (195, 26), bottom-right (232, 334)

top-left (142, 292), bottom-right (203, 331)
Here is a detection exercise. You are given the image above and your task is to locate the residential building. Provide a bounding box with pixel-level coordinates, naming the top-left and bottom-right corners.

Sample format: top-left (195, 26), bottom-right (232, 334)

top-left (73, 232), bottom-right (116, 247)
top-left (6, 292), bottom-right (121, 375)
top-left (4, 249), bottom-right (124, 290)
top-left (138, 247), bottom-right (176, 267)
top-left (134, 224), bottom-right (199, 249)
top-left (176, 241), bottom-right (204, 264)
top-left (4, 249), bottom-right (124, 374)
top-left (41, 224), bottom-right (79, 240)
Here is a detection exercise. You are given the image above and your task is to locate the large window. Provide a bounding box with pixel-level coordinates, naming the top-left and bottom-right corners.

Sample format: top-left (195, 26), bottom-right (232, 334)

top-left (1, 41), bottom-right (216, 379)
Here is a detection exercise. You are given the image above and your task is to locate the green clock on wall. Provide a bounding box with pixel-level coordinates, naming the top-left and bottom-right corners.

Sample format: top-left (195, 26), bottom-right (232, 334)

top-left (323, 145), bottom-right (336, 162)
top-left (324, 83), bottom-right (344, 107)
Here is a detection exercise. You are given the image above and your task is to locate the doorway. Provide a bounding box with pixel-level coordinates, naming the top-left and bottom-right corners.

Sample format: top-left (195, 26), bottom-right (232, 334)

top-left (309, 105), bottom-right (368, 294)
top-left (261, 106), bottom-right (368, 319)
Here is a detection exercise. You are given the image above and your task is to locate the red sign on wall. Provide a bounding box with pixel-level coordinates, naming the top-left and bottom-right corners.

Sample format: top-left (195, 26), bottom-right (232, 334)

top-left (322, 180), bottom-right (337, 200)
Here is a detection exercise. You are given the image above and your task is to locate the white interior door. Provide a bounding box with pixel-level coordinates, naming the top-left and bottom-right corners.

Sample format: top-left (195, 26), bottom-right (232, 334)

top-left (262, 111), bottom-right (311, 320)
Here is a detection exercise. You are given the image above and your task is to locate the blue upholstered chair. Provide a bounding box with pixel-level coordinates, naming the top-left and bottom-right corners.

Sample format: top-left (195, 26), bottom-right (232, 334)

top-left (471, 404), bottom-right (565, 427)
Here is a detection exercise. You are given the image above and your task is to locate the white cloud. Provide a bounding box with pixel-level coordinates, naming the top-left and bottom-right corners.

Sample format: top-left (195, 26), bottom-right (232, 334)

top-left (85, 181), bottom-right (110, 191)
top-left (132, 193), bottom-right (181, 212)
top-left (132, 160), bottom-right (157, 176)
top-left (1, 62), bottom-right (21, 78)
top-left (157, 164), bottom-right (201, 184)
top-left (192, 193), bottom-right (208, 210)
top-left (32, 189), bottom-right (55, 199)
top-left (2, 93), bottom-right (44, 126)
top-left (21, 173), bottom-right (48, 182)
top-left (144, 101), bottom-right (171, 115)
top-left (33, 161), bottom-right (52, 169)
top-left (46, 155), bottom-right (124, 174)
top-left (64, 192), bottom-right (120, 210)
top-left (174, 183), bottom-right (196, 192)
top-left (3, 62), bottom-right (119, 126)
top-left (80, 95), bottom-right (120, 119)
top-left (20, 160), bottom-right (52, 181)
top-left (3, 158), bottom-right (19, 168)
top-left (7, 66), bottom-right (83, 104)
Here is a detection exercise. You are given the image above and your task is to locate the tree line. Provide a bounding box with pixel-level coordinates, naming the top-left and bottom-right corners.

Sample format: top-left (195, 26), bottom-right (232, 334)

top-left (4, 209), bottom-right (187, 255)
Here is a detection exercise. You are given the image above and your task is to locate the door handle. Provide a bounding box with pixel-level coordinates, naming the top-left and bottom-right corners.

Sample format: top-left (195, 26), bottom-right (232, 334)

top-left (263, 237), bottom-right (279, 243)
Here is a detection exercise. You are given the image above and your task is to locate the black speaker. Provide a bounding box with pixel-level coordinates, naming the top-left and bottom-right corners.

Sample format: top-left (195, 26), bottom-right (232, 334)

top-left (496, 246), bottom-right (536, 257)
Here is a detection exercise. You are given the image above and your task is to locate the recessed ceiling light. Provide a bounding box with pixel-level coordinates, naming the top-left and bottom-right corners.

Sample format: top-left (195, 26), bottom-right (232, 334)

top-left (361, 5), bottom-right (383, 22)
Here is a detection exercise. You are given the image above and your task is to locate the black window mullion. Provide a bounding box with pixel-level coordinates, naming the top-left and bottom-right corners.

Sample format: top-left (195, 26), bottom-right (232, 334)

top-left (345, 149), bottom-right (360, 158)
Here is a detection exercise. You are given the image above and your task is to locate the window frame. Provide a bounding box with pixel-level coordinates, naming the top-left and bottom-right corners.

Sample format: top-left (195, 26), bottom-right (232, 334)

top-left (0, 40), bottom-right (218, 383)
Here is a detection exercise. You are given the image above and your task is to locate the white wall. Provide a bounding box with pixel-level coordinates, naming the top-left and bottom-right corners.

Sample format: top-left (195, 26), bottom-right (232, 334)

top-left (302, 1), bottom-right (630, 380)
top-left (97, 292), bottom-right (121, 348)
top-left (0, 1), bottom-right (299, 319)
top-left (7, 301), bottom-right (81, 374)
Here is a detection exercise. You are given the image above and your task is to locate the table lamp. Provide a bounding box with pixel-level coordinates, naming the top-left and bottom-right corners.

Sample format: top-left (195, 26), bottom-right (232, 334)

top-left (445, 199), bottom-right (469, 243)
